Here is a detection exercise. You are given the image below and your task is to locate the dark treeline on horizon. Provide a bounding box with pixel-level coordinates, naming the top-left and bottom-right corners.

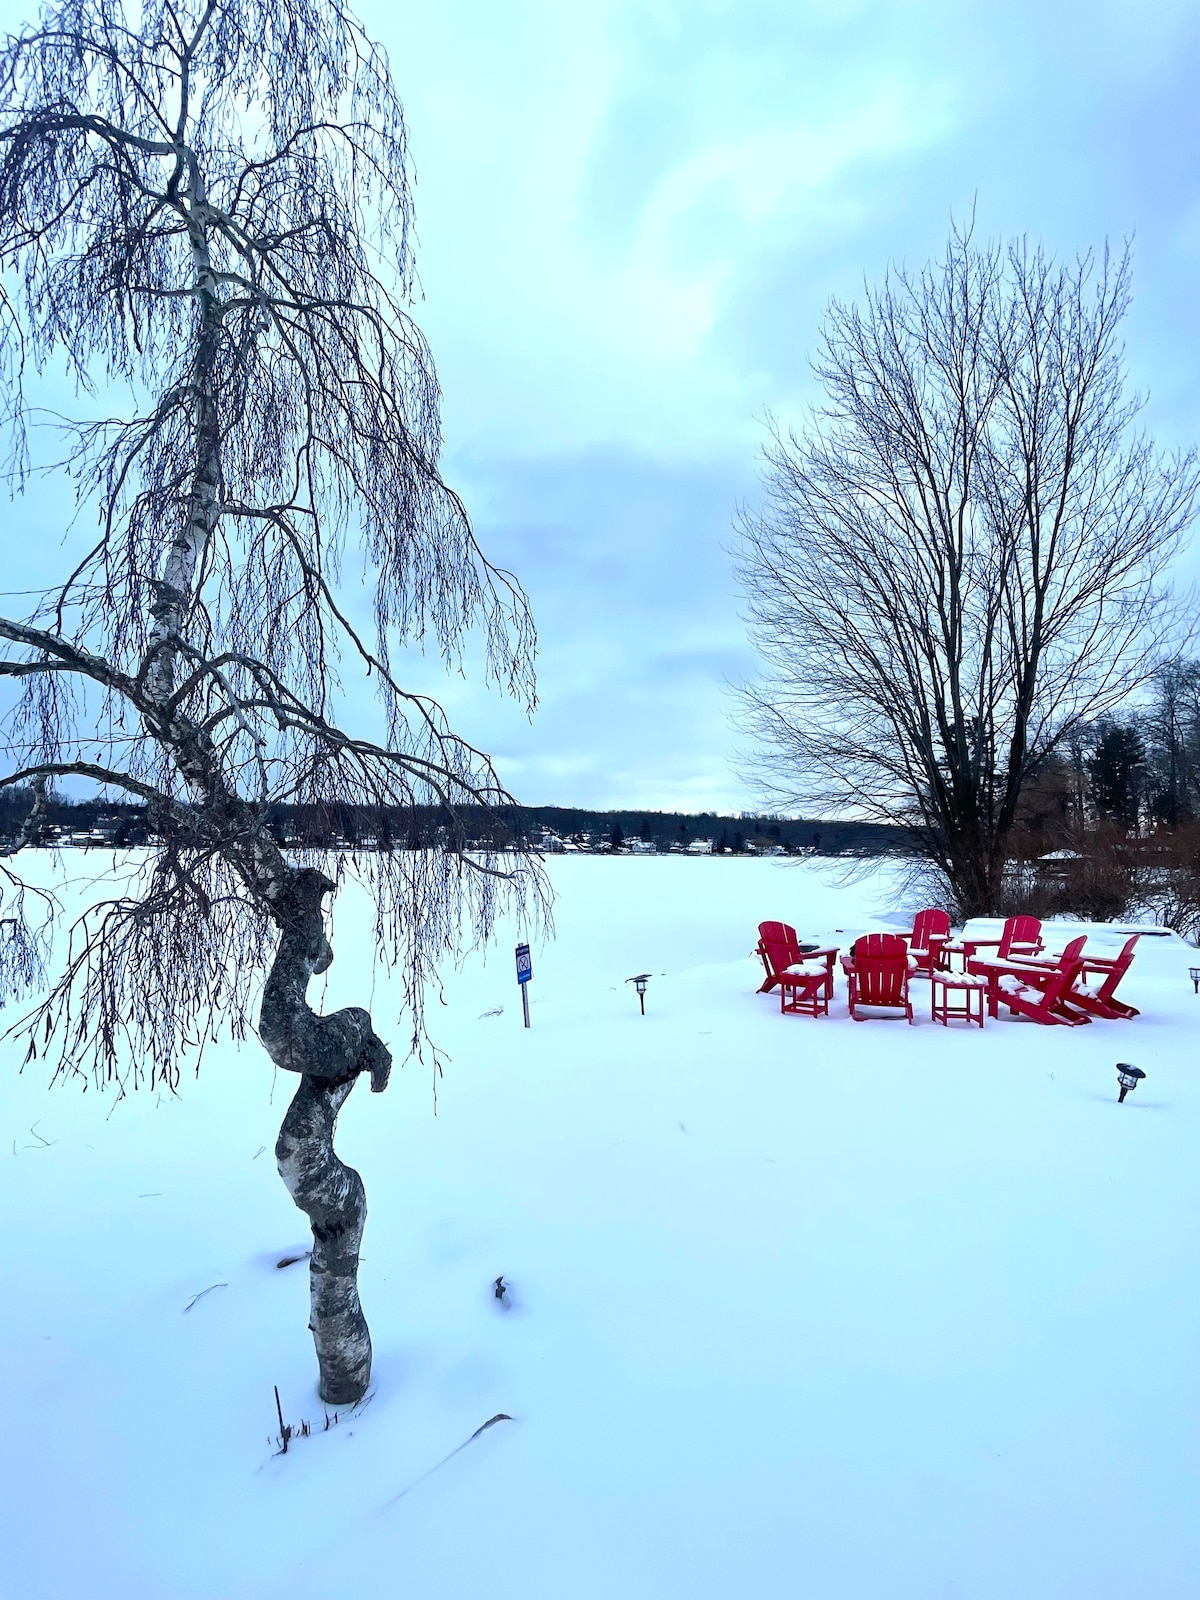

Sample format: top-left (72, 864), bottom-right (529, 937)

top-left (492, 806), bottom-right (913, 856)
top-left (0, 786), bottom-right (915, 857)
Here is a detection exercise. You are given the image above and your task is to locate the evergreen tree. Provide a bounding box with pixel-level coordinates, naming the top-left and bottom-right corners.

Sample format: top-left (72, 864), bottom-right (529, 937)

top-left (1088, 723), bottom-right (1146, 828)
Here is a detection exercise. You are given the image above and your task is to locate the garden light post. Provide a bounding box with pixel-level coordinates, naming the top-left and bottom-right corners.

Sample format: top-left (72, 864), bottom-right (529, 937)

top-left (1190, 966), bottom-right (1200, 994)
top-left (627, 974), bottom-right (651, 1015)
top-left (1116, 1063), bottom-right (1145, 1104)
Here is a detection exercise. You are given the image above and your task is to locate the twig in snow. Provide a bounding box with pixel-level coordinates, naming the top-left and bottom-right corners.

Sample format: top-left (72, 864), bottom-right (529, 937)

top-left (12, 1121), bottom-right (58, 1152)
top-left (274, 1385), bottom-right (291, 1455)
top-left (276, 1251), bottom-right (311, 1269)
top-left (381, 1414), bottom-right (514, 1507)
top-left (183, 1282), bottom-right (228, 1313)
top-left (272, 1386), bottom-right (344, 1455)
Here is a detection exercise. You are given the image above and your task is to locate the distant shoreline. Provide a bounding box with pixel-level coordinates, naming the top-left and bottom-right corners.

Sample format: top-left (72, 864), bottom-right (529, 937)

top-left (0, 796), bottom-right (916, 860)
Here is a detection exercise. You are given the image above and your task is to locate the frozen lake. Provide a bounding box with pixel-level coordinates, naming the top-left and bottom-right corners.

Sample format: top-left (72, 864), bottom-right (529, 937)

top-left (1, 852), bottom-right (1197, 1599)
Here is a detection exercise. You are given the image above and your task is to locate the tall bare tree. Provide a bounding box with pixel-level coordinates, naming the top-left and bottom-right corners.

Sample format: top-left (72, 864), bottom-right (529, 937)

top-left (735, 225), bottom-right (1199, 916)
top-left (0, 0), bottom-right (542, 1405)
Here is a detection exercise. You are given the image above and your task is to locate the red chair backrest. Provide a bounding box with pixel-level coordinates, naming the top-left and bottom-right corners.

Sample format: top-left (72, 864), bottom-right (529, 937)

top-left (757, 921), bottom-right (801, 976)
top-left (851, 932), bottom-right (910, 1005)
top-left (999, 915), bottom-right (1042, 958)
top-left (910, 908), bottom-right (951, 946)
top-left (1053, 936), bottom-right (1087, 978)
top-left (1093, 935), bottom-right (1140, 997)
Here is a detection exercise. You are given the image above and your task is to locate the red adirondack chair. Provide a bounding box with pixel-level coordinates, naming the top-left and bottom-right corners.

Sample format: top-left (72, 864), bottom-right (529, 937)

top-left (946, 914), bottom-right (1043, 969)
top-left (901, 908), bottom-right (951, 976)
top-left (756, 922), bottom-right (837, 1010)
top-left (968, 935), bottom-right (1089, 1025)
top-left (1063, 935), bottom-right (1141, 1020)
top-left (843, 933), bottom-right (914, 1022)
top-left (999, 915), bottom-right (1044, 959)
top-left (755, 921), bottom-right (804, 993)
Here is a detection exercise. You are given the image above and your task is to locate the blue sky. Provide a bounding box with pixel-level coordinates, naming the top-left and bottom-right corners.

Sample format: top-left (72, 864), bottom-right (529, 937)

top-left (6, 0), bottom-right (1200, 810)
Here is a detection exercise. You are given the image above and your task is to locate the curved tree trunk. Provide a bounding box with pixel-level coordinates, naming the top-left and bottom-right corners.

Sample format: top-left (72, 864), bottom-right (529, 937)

top-left (275, 1072), bottom-right (371, 1404)
top-left (258, 868), bottom-right (392, 1405)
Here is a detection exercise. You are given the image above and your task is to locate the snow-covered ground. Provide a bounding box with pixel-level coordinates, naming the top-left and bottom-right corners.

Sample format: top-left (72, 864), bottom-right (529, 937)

top-left (2, 852), bottom-right (1198, 1600)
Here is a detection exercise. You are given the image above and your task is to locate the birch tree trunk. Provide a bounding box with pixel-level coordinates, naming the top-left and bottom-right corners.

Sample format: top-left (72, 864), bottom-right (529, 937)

top-left (260, 868), bottom-right (392, 1404)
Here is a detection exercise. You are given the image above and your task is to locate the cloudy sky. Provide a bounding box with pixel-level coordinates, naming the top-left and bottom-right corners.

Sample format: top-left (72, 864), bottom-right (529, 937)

top-left (7, 0), bottom-right (1200, 811)
top-left (359, 0), bottom-right (1200, 812)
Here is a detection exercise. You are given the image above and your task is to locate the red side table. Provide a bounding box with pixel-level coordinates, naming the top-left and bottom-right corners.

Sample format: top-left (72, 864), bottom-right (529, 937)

top-left (930, 970), bottom-right (986, 1028)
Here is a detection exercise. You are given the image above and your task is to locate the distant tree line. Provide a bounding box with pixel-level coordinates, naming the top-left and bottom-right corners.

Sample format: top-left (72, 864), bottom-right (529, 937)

top-left (0, 789), bottom-right (916, 858)
top-left (502, 808), bottom-right (914, 855)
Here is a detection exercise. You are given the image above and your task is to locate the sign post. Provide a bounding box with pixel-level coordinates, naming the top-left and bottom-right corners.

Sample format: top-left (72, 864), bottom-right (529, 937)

top-left (515, 942), bottom-right (533, 1027)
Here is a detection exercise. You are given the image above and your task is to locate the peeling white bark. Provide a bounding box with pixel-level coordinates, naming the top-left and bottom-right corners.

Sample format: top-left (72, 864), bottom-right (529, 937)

top-left (145, 164), bottom-right (223, 710)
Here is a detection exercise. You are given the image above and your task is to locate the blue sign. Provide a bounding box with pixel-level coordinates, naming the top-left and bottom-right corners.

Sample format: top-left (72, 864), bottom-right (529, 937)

top-left (515, 943), bottom-right (533, 984)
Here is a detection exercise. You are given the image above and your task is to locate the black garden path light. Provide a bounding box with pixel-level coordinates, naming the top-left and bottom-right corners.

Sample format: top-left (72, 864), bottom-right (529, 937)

top-left (1116, 1063), bottom-right (1145, 1104)
top-left (627, 974), bottom-right (652, 1015)
top-left (1189, 966), bottom-right (1200, 994)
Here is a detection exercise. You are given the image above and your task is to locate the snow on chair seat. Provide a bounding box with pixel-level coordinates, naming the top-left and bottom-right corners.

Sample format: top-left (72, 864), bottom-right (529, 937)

top-left (998, 977), bottom-right (1048, 1003)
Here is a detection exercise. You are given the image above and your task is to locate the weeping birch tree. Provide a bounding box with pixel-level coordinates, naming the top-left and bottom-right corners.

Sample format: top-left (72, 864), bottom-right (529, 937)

top-left (736, 227), bottom-right (1199, 917)
top-left (0, 0), bottom-right (541, 1405)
